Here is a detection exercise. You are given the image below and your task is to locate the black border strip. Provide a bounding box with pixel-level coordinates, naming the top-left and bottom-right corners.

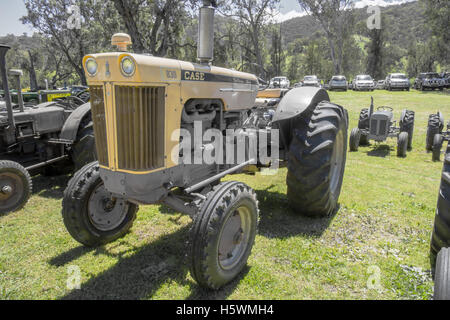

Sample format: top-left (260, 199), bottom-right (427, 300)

top-left (181, 69), bottom-right (258, 85)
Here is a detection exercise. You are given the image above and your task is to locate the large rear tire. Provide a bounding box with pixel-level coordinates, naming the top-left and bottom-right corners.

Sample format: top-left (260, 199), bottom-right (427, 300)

top-left (430, 145), bottom-right (450, 268)
top-left (286, 101), bottom-right (348, 217)
top-left (189, 181), bottom-right (259, 289)
top-left (434, 247), bottom-right (450, 300)
top-left (400, 110), bottom-right (415, 150)
top-left (62, 161), bottom-right (138, 247)
top-left (427, 113), bottom-right (443, 151)
top-left (358, 108), bottom-right (370, 145)
top-left (0, 161), bottom-right (32, 214)
top-left (71, 114), bottom-right (97, 172)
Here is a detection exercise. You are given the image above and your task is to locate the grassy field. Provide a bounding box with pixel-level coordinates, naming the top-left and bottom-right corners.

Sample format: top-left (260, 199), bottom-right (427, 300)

top-left (0, 89), bottom-right (449, 300)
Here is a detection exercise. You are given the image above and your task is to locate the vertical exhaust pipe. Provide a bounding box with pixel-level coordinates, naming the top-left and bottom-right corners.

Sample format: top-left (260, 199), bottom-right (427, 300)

top-left (0, 45), bottom-right (15, 131)
top-left (197, 0), bottom-right (217, 64)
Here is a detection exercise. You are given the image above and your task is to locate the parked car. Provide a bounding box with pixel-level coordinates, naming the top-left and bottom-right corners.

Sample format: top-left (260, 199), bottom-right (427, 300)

top-left (329, 75), bottom-right (348, 91)
top-left (269, 76), bottom-right (290, 89)
top-left (376, 80), bottom-right (385, 90)
top-left (385, 73), bottom-right (410, 91)
top-left (302, 75), bottom-right (320, 87)
top-left (353, 75), bottom-right (375, 91)
top-left (414, 72), bottom-right (445, 91)
top-left (440, 72), bottom-right (450, 89)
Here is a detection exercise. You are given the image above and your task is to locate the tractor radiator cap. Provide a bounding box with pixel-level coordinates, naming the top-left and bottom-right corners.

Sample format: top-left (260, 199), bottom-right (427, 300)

top-left (112, 33), bottom-right (132, 52)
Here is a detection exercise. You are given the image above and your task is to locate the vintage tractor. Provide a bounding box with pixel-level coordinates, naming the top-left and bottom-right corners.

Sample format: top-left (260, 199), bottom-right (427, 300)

top-left (426, 111), bottom-right (449, 161)
top-left (430, 144), bottom-right (450, 299)
top-left (349, 97), bottom-right (415, 157)
top-left (61, 1), bottom-right (349, 290)
top-left (0, 45), bottom-right (96, 214)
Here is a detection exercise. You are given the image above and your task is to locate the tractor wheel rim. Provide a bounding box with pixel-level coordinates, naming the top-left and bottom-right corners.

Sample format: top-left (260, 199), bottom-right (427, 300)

top-left (218, 205), bottom-right (252, 270)
top-left (88, 183), bottom-right (129, 231)
top-left (330, 129), bottom-right (344, 195)
top-left (0, 172), bottom-right (24, 211)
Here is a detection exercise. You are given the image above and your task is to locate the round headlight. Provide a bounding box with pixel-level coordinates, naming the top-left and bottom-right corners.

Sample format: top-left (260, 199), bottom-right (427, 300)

top-left (121, 57), bottom-right (135, 76)
top-left (85, 58), bottom-right (98, 76)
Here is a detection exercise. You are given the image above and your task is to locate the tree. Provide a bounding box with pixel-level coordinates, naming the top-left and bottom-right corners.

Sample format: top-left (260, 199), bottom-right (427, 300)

top-left (111, 0), bottom-right (193, 57)
top-left (22, 0), bottom-right (121, 85)
top-left (220, 0), bottom-right (280, 77)
top-left (269, 24), bottom-right (284, 78)
top-left (297, 0), bottom-right (355, 74)
top-left (422, 0), bottom-right (450, 66)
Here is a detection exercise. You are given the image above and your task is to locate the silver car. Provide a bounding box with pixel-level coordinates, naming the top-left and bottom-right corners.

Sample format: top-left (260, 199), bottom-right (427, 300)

top-left (302, 75), bottom-right (320, 87)
top-left (386, 73), bottom-right (410, 91)
top-left (353, 75), bottom-right (375, 91)
top-left (329, 75), bottom-right (348, 91)
top-left (269, 76), bottom-right (290, 89)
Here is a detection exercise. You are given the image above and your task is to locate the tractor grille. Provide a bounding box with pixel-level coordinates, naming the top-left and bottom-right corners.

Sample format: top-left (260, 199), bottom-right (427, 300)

top-left (370, 119), bottom-right (377, 135)
top-left (378, 120), bottom-right (388, 135)
top-left (90, 86), bottom-right (109, 167)
top-left (114, 86), bottom-right (165, 171)
top-left (370, 118), bottom-right (388, 136)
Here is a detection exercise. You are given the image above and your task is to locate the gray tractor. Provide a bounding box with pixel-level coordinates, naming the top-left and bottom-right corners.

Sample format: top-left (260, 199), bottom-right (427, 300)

top-left (349, 97), bottom-right (415, 157)
top-left (426, 111), bottom-right (449, 161)
top-left (0, 44), bottom-right (96, 214)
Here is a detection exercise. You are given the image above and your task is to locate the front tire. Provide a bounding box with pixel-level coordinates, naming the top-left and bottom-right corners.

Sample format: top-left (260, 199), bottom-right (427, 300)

top-left (189, 181), bottom-right (259, 289)
top-left (62, 161), bottom-right (138, 247)
top-left (349, 128), bottom-right (360, 151)
top-left (397, 132), bottom-right (408, 157)
top-left (433, 134), bottom-right (444, 161)
top-left (430, 145), bottom-right (450, 269)
top-left (0, 161), bottom-right (32, 214)
top-left (286, 101), bottom-right (348, 217)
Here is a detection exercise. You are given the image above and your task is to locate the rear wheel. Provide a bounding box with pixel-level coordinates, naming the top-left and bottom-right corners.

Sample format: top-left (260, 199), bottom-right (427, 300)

top-left (434, 248), bottom-right (450, 300)
top-left (349, 128), bottom-right (360, 151)
top-left (433, 134), bottom-right (444, 161)
top-left (0, 161), bottom-right (32, 214)
top-left (427, 113), bottom-right (443, 151)
top-left (286, 101), bottom-right (348, 217)
top-left (62, 161), bottom-right (138, 247)
top-left (189, 181), bottom-right (259, 289)
top-left (430, 145), bottom-right (450, 268)
top-left (71, 114), bottom-right (96, 171)
top-left (397, 132), bottom-right (408, 157)
top-left (400, 110), bottom-right (415, 150)
top-left (358, 108), bottom-right (370, 145)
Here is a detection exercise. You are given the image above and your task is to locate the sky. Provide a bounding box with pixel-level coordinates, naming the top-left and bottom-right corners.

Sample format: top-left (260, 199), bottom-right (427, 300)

top-left (0, 0), bottom-right (416, 37)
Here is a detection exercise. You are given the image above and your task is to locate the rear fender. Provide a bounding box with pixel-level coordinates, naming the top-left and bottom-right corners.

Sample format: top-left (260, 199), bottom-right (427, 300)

top-left (272, 87), bottom-right (329, 150)
top-left (59, 102), bottom-right (91, 142)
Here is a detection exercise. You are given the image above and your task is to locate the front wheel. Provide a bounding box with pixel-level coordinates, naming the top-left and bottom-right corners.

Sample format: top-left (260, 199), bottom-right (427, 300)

top-left (349, 128), bottom-right (360, 151)
top-left (434, 248), bottom-right (450, 300)
top-left (62, 162), bottom-right (138, 247)
top-left (0, 161), bottom-right (32, 214)
top-left (397, 132), bottom-right (408, 157)
top-left (286, 101), bottom-right (348, 217)
top-left (433, 134), bottom-right (444, 161)
top-left (189, 181), bottom-right (259, 289)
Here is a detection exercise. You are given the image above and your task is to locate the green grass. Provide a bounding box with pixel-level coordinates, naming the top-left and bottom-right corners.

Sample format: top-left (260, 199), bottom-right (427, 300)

top-left (1, 89), bottom-right (449, 300)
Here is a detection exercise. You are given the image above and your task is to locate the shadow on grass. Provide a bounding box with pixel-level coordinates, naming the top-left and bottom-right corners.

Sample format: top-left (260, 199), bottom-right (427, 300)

top-left (53, 185), bottom-right (336, 300)
top-left (56, 225), bottom-right (244, 300)
top-left (32, 174), bottom-right (72, 199)
top-left (366, 144), bottom-right (392, 158)
top-left (256, 185), bottom-right (337, 239)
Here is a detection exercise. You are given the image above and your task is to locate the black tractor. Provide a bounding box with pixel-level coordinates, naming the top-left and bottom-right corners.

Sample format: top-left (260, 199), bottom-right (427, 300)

top-left (426, 111), bottom-right (449, 161)
top-left (0, 44), bottom-right (96, 214)
top-left (430, 144), bottom-right (450, 299)
top-left (349, 97), bottom-right (415, 157)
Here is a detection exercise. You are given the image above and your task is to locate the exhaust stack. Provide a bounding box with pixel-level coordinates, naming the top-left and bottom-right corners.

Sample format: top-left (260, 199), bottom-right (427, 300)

top-left (0, 45), bottom-right (15, 131)
top-left (197, 0), bottom-right (216, 64)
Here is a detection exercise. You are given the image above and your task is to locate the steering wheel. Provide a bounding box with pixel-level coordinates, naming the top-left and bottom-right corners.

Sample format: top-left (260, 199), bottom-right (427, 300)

top-left (56, 96), bottom-right (85, 110)
top-left (377, 106), bottom-right (393, 112)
